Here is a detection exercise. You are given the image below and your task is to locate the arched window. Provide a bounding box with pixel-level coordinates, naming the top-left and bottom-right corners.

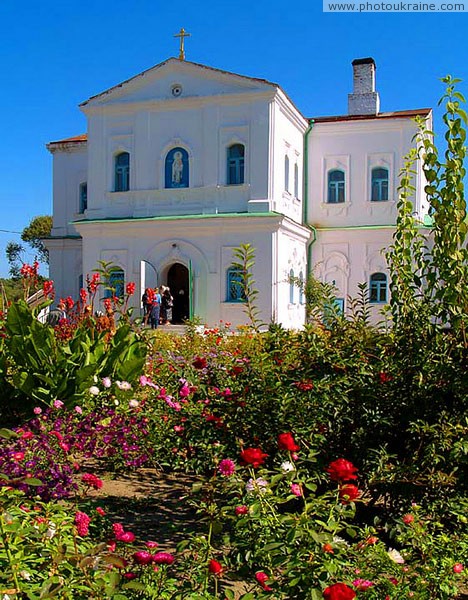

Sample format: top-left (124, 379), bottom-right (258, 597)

top-left (299, 271), bottom-right (304, 304)
top-left (79, 182), bottom-right (87, 213)
top-left (294, 163), bottom-right (299, 198)
top-left (284, 156), bottom-right (290, 192)
top-left (227, 144), bottom-right (245, 185)
top-left (369, 272), bottom-right (387, 303)
top-left (105, 269), bottom-right (125, 299)
top-left (226, 267), bottom-right (246, 302)
top-left (327, 170), bottom-right (345, 203)
top-left (165, 147), bottom-right (189, 188)
top-left (371, 167), bottom-right (389, 202)
top-left (289, 269), bottom-right (295, 304)
top-left (114, 152), bottom-right (130, 192)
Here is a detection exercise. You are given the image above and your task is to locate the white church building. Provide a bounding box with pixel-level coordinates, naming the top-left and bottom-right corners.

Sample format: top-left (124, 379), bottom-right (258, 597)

top-left (45, 51), bottom-right (431, 328)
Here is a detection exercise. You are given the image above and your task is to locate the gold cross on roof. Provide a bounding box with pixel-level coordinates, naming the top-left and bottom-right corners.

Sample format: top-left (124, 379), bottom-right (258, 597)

top-left (174, 27), bottom-right (191, 61)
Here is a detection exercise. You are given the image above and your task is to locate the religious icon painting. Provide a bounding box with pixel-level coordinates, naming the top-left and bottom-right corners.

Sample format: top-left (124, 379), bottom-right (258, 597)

top-left (165, 147), bottom-right (189, 188)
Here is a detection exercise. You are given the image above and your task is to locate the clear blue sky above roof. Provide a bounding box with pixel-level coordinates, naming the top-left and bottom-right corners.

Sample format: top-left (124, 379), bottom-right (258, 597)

top-left (0, 0), bottom-right (465, 277)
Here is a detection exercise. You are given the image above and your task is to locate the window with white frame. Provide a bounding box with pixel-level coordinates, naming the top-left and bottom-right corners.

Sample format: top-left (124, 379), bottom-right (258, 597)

top-left (114, 152), bottom-right (130, 192)
top-left (226, 267), bottom-right (246, 302)
top-left (227, 144), bottom-right (245, 185)
top-left (327, 170), bottom-right (345, 204)
top-left (371, 167), bottom-right (389, 202)
top-left (369, 272), bottom-right (387, 303)
top-left (284, 155), bottom-right (290, 192)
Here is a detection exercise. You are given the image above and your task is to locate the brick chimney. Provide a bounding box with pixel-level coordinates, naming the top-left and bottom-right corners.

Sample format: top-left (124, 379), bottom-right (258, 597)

top-left (348, 57), bottom-right (380, 116)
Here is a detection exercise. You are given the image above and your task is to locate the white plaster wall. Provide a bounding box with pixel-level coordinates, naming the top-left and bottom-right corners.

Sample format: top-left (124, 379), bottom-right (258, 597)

top-left (45, 238), bottom-right (82, 302)
top-left (74, 215), bottom-right (308, 329)
top-left (84, 97), bottom-right (272, 221)
top-left (307, 117), bottom-right (427, 228)
top-left (275, 229), bottom-right (307, 327)
top-left (312, 228), bottom-right (395, 324)
top-left (271, 99), bottom-right (307, 222)
top-left (49, 145), bottom-right (88, 236)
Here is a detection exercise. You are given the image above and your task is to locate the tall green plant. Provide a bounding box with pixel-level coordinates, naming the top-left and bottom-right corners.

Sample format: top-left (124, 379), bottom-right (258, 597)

top-left (231, 243), bottom-right (262, 331)
top-left (387, 77), bottom-right (468, 334)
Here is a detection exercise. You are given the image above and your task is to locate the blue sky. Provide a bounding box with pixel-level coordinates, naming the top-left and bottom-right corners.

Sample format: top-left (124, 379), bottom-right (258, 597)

top-left (0, 0), bottom-right (466, 278)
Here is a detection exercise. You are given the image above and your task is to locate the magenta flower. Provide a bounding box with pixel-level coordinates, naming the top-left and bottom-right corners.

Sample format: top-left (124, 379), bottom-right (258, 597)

top-left (152, 552), bottom-right (175, 565)
top-left (352, 579), bottom-right (374, 590)
top-left (75, 511), bottom-right (91, 536)
top-left (53, 400), bottom-right (64, 409)
top-left (218, 459), bottom-right (236, 477)
top-left (133, 551), bottom-right (153, 565)
top-left (290, 483), bottom-right (302, 497)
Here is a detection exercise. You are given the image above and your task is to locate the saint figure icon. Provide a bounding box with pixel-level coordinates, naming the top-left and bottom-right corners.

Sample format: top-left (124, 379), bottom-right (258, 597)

top-left (172, 151), bottom-right (184, 184)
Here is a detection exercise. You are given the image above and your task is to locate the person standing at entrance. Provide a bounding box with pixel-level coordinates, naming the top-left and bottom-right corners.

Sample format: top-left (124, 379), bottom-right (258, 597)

top-left (142, 287), bottom-right (153, 326)
top-left (150, 287), bottom-right (161, 329)
top-left (161, 287), bottom-right (174, 325)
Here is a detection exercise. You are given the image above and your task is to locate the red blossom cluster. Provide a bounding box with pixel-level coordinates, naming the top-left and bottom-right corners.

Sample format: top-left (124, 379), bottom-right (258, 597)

top-left (42, 280), bottom-right (55, 299)
top-left (240, 447), bottom-right (268, 468)
top-left (326, 458), bottom-right (358, 482)
top-left (323, 582), bottom-right (356, 600)
top-left (278, 432), bottom-right (299, 452)
top-left (81, 472), bottom-right (103, 490)
top-left (20, 261), bottom-right (39, 279)
top-left (87, 273), bottom-right (100, 295)
top-left (126, 282), bottom-right (136, 295)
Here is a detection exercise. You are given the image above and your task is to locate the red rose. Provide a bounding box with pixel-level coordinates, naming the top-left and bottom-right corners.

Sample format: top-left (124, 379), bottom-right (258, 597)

top-left (255, 571), bottom-right (272, 592)
top-left (326, 458), bottom-right (358, 482)
top-left (339, 484), bottom-right (360, 504)
top-left (240, 447), bottom-right (268, 468)
top-left (278, 432), bottom-right (300, 452)
top-left (323, 582), bottom-right (356, 600)
top-left (453, 563), bottom-right (464, 573)
top-left (208, 559), bottom-right (223, 575)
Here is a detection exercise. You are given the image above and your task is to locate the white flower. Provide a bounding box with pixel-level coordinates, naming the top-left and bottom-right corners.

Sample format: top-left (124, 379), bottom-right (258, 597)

top-left (280, 461), bottom-right (295, 472)
top-left (129, 399), bottom-right (139, 408)
top-left (20, 570), bottom-right (32, 580)
top-left (114, 399), bottom-right (119, 406)
top-left (89, 386), bottom-right (100, 396)
top-left (46, 522), bottom-right (57, 539)
top-left (245, 477), bottom-right (268, 494)
top-left (116, 380), bottom-right (132, 391)
top-left (388, 548), bottom-right (405, 564)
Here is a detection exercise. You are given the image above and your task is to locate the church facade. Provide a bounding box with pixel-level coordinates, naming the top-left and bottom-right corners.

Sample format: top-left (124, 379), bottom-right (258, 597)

top-left (45, 56), bottom-right (431, 327)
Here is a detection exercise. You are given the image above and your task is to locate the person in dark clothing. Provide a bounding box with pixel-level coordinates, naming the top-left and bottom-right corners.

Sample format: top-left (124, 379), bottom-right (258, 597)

top-left (142, 288), bottom-right (153, 326)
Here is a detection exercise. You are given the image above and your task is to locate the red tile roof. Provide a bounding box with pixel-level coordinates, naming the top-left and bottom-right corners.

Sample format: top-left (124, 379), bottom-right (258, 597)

top-left (48, 134), bottom-right (87, 145)
top-left (310, 108), bottom-right (431, 123)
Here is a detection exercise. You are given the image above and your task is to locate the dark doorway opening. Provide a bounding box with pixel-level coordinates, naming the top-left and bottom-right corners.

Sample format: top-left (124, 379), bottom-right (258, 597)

top-left (167, 263), bottom-right (189, 323)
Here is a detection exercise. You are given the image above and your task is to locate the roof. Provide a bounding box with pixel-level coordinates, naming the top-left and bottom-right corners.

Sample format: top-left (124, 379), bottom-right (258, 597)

top-left (310, 108), bottom-right (432, 123)
top-left (48, 134), bottom-right (87, 146)
top-left (80, 57), bottom-right (280, 106)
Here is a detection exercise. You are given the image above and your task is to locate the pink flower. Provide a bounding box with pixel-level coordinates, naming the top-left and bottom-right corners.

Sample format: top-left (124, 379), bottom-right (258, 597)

top-left (53, 400), bottom-right (64, 409)
top-left (453, 563), bottom-right (464, 573)
top-left (74, 405), bottom-right (83, 414)
top-left (290, 483), bottom-right (302, 497)
top-left (255, 571), bottom-right (272, 592)
top-left (33, 407), bottom-right (42, 415)
top-left (152, 552), bottom-right (175, 565)
top-left (75, 511), bottom-right (91, 536)
top-left (12, 451), bottom-right (25, 461)
top-left (102, 377), bottom-right (112, 388)
top-left (123, 572), bottom-right (137, 580)
top-left (96, 507), bottom-right (106, 516)
top-left (81, 473), bottom-right (103, 490)
top-left (145, 541), bottom-right (159, 549)
top-left (113, 523), bottom-right (125, 536)
top-left (133, 551), bottom-right (153, 565)
top-left (117, 531), bottom-right (136, 543)
top-left (352, 579), bottom-right (374, 590)
top-left (218, 459), bottom-right (236, 477)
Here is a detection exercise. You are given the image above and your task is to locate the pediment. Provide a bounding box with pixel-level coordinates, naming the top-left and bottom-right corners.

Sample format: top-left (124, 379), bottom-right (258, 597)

top-left (81, 58), bottom-right (278, 108)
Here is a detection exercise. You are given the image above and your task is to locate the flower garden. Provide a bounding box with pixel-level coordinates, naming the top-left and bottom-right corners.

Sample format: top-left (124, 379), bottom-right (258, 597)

top-left (0, 79), bottom-right (467, 599)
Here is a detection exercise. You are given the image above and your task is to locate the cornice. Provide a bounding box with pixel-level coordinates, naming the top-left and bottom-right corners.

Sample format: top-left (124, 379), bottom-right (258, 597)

top-left (46, 141), bottom-right (87, 154)
top-left (80, 90), bottom-right (275, 116)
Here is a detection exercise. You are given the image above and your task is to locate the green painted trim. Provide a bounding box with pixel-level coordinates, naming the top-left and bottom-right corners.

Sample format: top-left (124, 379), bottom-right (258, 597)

top-left (304, 120), bottom-right (317, 280)
top-left (71, 211), bottom-right (281, 226)
top-left (315, 223), bottom-right (430, 231)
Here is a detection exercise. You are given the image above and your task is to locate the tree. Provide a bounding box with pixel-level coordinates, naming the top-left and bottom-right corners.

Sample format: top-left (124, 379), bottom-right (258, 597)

top-left (21, 215), bottom-right (52, 265)
top-left (5, 215), bottom-right (52, 278)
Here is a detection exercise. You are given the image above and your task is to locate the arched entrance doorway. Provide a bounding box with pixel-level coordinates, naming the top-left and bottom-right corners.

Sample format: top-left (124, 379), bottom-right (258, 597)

top-left (167, 263), bottom-right (190, 323)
